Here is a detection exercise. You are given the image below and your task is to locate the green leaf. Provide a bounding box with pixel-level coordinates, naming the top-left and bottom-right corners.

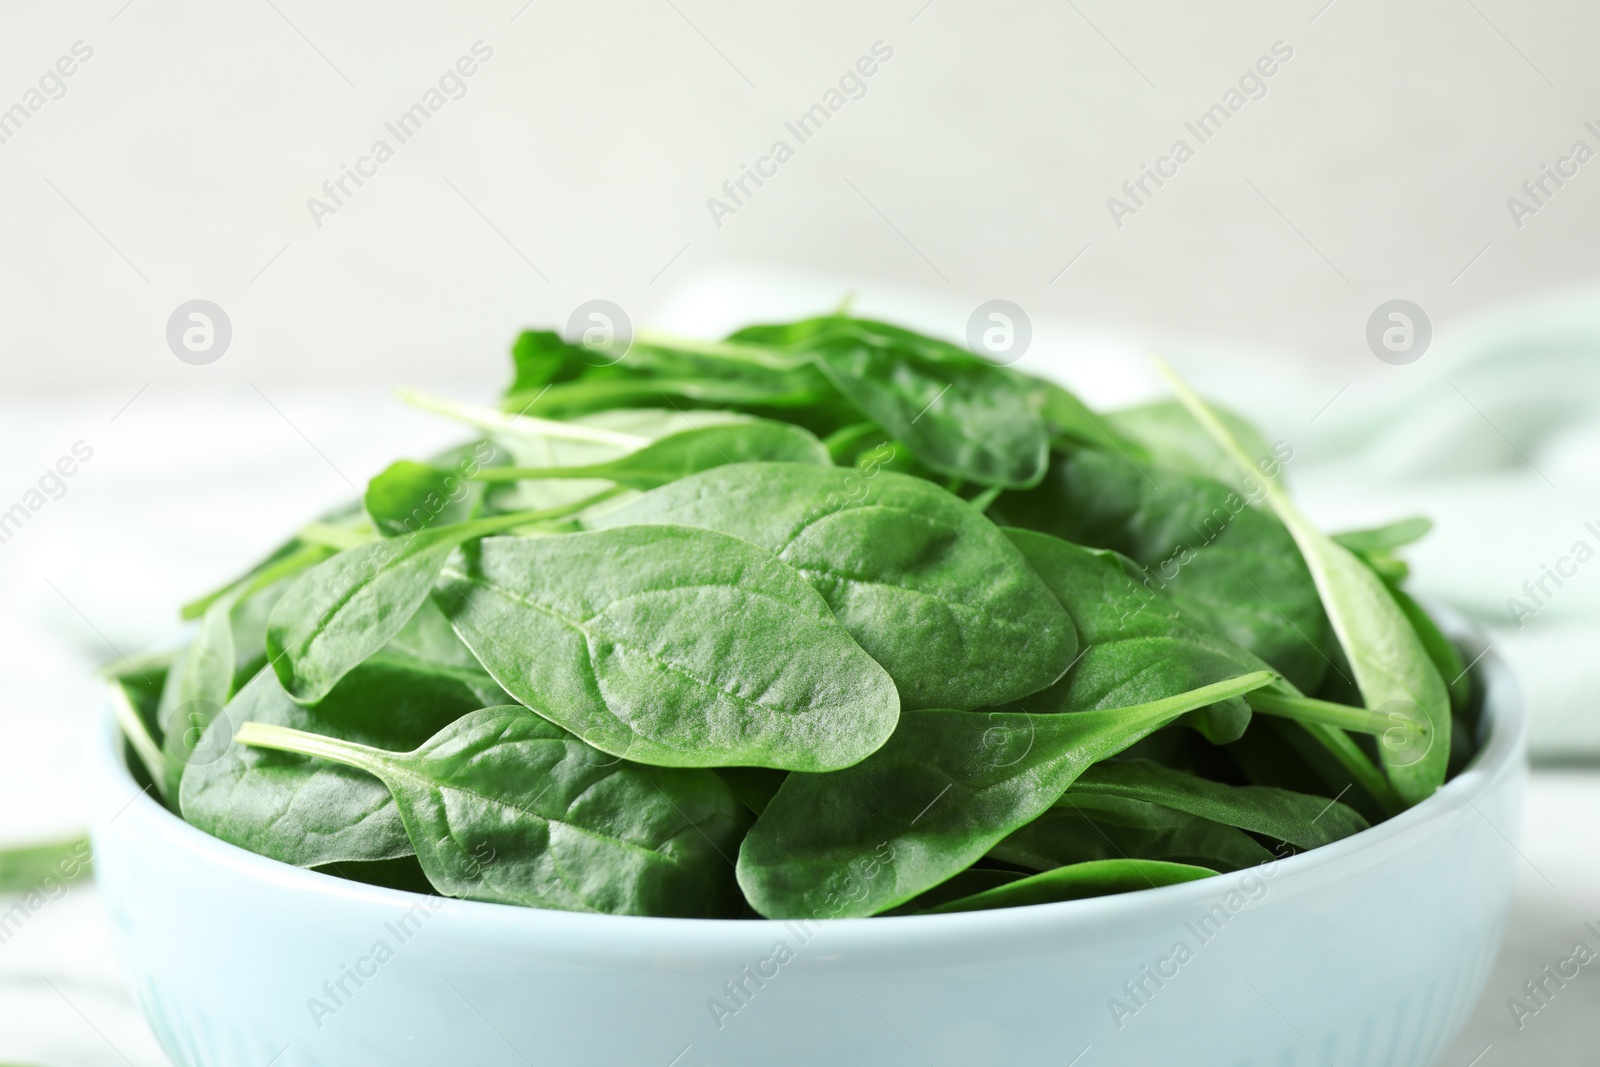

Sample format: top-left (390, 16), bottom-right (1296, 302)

top-left (733, 317), bottom-right (1049, 488)
top-left (995, 449), bottom-right (1333, 693)
top-left (0, 836), bottom-right (93, 895)
top-left (1332, 517), bottom-right (1434, 556)
top-left (471, 420), bottom-right (830, 489)
top-left (365, 451), bottom-right (494, 537)
top-left (588, 464), bottom-right (1078, 710)
top-left (992, 793), bottom-right (1274, 873)
top-left (156, 592), bottom-right (240, 800)
top-left (436, 524), bottom-right (900, 771)
top-left (1155, 359), bottom-right (1451, 805)
top-left (890, 867), bottom-right (1028, 913)
top-left (1389, 585), bottom-right (1472, 712)
top-left (1002, 529), bottom-right (1271, 744)
top-left (505, 329), bottom-right (596, 394)
top-left (921, 859), bottom-right (1215, 914)
top-left (1106, 398), bottom-right (1283, 491)
top-left (735, 670), bottom-right (1275, 919)
top-left (235, 706), bottom-right (751, 917)
top-left (1070, 759), bottom-right (1369, 849)
top-left (1031, 380), bottom-right (1150, 458)
top-left (180, 656), bottom-right (510, 867)
top-left (266, 498), bottom-right (617, 705)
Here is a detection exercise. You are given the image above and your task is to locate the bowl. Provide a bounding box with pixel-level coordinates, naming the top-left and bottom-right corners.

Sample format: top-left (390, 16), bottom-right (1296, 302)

top-left (89, 633), bottom-right (1524, 1067)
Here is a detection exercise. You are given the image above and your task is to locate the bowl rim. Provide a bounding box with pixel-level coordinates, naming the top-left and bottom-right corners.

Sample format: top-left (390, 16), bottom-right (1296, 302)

top-left (91, 613), bottom-right (1525, 948)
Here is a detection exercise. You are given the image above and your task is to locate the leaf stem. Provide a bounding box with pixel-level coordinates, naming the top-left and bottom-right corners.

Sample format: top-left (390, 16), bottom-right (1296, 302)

top-left (472, 466), bottom-right (608, 483)
top-left (491, 486), bottom-right (629, 524)
top-left (108, 681), bottom-right (167, 793)
top-left (632, 328), bottom-right (809, 372)
top-left (235, 722), bottom-right (387, 775)
top-left (397, 387), bottom-right (649, 449)
top-left (1248, 691), bottom-right (1425, 740)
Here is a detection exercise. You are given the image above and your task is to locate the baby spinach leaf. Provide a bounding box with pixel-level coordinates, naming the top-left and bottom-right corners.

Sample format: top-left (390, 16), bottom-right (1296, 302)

top-left (1071, 759), bottom-right (1369, 849)
top-left (267, 496), bottom-right (618, 705)
top-left (715, 767), bottom-right (788, 816)
top-left (0, 835), bottom-right (93, 895)
top-left (1105, 398), bottom-right (1283, 491)
top-left (588, 464), bottom-right (1077, 710)
top-left (1388, 585), bottom-right (1471, 712)
top-left (436, 524), bottom-right (900, 771)
top-left (1332, 517), bottom-right (1434, 556)
top-left (732, 317), bottom-right (1049, 488)
top-left (735, 670), bottom-right (1275, 919)
top-left (1156, 361), bottom-right (1451, 805)
top-left (381, 595), bottom-right (482, 670)
top-left (505, 328), bottom-right (596, 395)
top-left (991, 793), bottom-right (1274, 873)
top-left (890, 867), bottom-right (1027, 914)
top-left (156, 591), bottom-right (238, 799)
top-left (995, 449), bottom-right (1333, 693)
top-left (921, 859), bottom-right (1215, 914)
top-left (235, 706), bottom-right (752, 918)
top-left (1002, 529), bottom-right (1270, 745)
top-left (1030, 380), bottom-right (1149, 457)
top-left (470, 420), bottom-right (830, 489)
top-left (365, 458), bottom-right (486, 537)
top-left (180, 656), bottom-right (510, 868)
top-left (156, 538), bottom-right (334, 799)
top-left (109, 678), bottom-right (167, 793)
top-left (508, 376), bottom-right (828, 419)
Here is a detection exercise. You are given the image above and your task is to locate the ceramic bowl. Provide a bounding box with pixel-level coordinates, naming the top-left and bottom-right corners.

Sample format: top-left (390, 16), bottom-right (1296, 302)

top-left (89, 633), bottom-right (1524, 1067)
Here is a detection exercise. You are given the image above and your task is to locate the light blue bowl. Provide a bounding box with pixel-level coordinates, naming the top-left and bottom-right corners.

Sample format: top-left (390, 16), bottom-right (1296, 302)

top-left (89, 640), bottom-right (1524, 1067)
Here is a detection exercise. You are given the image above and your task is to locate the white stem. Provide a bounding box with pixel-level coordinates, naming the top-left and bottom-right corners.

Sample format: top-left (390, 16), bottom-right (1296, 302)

top-left (397, 387), bottom-right (648, 449)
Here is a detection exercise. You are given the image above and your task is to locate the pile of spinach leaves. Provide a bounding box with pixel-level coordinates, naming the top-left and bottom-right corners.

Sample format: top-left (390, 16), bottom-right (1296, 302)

top-left (102, 314), bottom-right (1483, 920)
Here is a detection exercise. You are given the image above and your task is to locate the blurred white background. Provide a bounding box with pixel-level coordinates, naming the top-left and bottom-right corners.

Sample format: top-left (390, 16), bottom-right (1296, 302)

top-left (3, 0), bottom-right (1599, 388)
top-left (3, 1), bottom-right (1600, 1064)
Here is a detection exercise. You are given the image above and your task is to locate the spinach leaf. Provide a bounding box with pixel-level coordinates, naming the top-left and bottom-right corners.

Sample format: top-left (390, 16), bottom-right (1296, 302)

top-left (921, 859), bottom-right (1215, 913)
top-left (732, 317), bottom-right (1049, 488)
top-left (157, 539), bottom-right (333, 799)
top-left (109, 677), bottom-right (167, 793)
top-left (1332, 517), bottom-right (1434, 556)
top-left (470, 420), bottom-right (830, 489)
top-left (1071, 759), bottom-right (1368, 849)
top-left (505, 328), bottom-right (597, 395)
top-left (587, 464), bottom-right (1077, 710)
top-left (156, 591), bottom-right (238, 799)
top-left (995, 449), bottom-right (1333, 693)
top-left (235, 706), bottom-right (751, 918)
top-left (1156, 361), bottom-right (1451, 805)
top-left (1002, 529), bottom-right (1269, 744)
top-left (716, 767), bottom-right (788, 816)
top-left (180, 656), bottom-right (509, 868)
top-left (509, 376), bottom-right (828, 419)
top-left (0, 836), bottom-right (93, 894)
top-left (735, 671), bottom-right (1275, 919)
top-left (891, 867), bottom-right (1028, 914)
top-left (436, 524), bottom-right (900, 771)
top-left (267, 496), bottom-right (618, 705)
top-left (365, 452), bottom-right (492, 537)
top-left (1388, 585), bottom-right (1471, 712)
top-left (1105, 398), bottom-right (1283, 490)
top-left (1030, 380), bottom-right (1150, 457)
top-left (991, 793), bottom-right (1274, 873)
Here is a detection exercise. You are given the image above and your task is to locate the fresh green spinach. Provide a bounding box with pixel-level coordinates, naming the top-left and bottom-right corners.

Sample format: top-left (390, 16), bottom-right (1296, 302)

top-left (236, 705), bottom-right (751, 917)
top-left (588, 464), bottom-right (1078, 710)
top-left (436, 524), bottom-right (900, 770)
